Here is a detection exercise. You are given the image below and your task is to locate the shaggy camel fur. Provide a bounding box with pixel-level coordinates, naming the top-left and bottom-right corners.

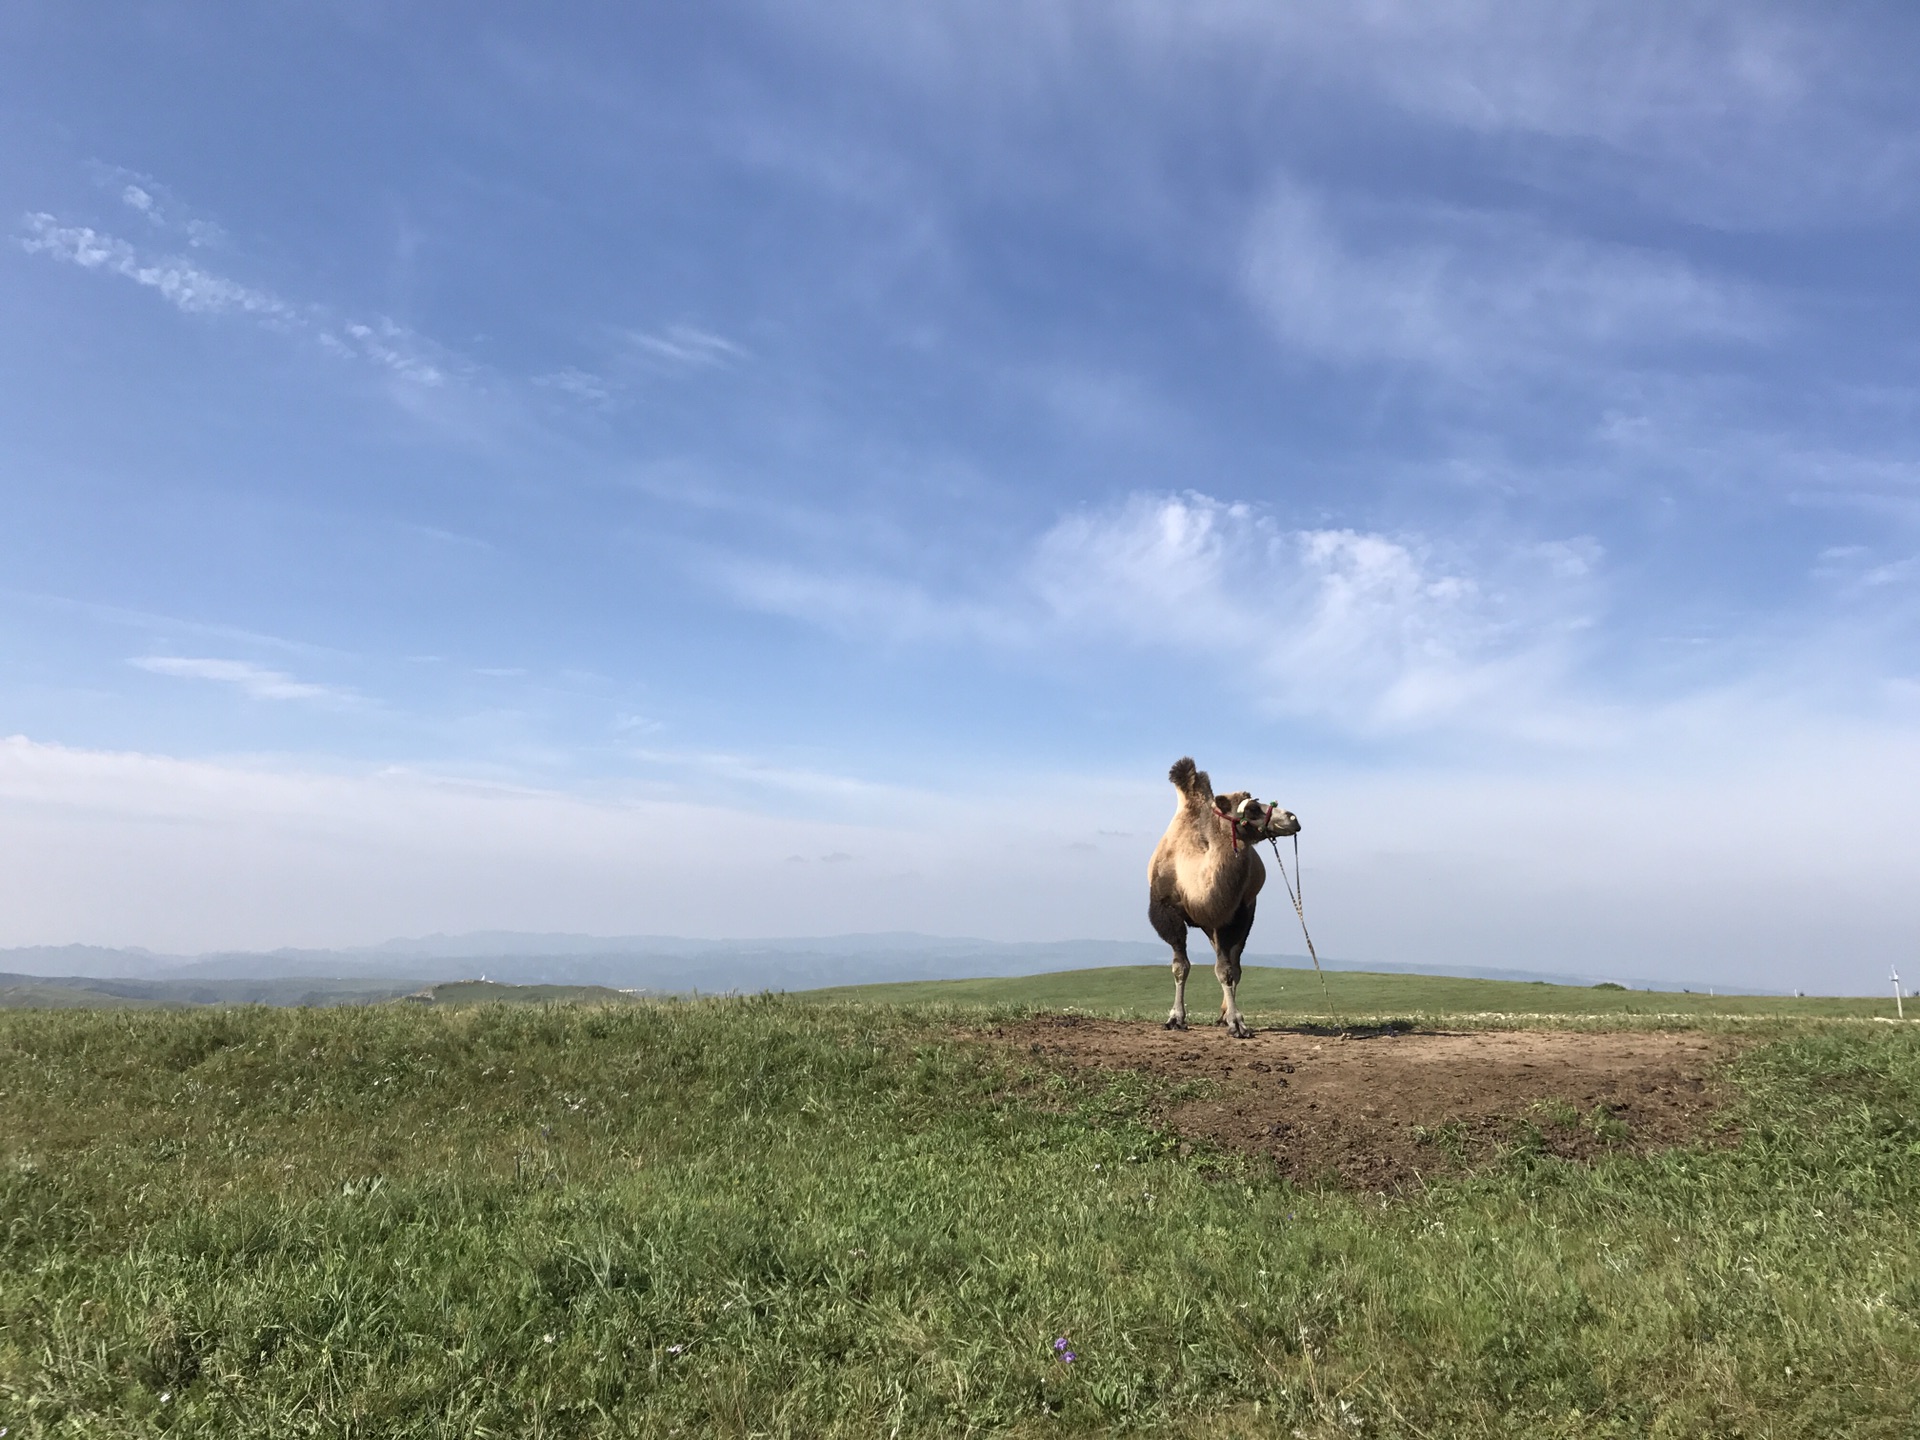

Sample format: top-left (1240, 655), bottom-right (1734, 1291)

top-left (1148, 757), bottom-right (1299, 1038)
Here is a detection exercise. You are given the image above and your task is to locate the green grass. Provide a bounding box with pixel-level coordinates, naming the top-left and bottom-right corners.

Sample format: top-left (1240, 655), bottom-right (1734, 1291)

top-left (2, 997), bottom-right (1916, 1437)
top-left (794, 963), bottom-right (1897, 1020)
top-left (0, 982), bottom-right (172, 1010)
top-left (0, 977), bottom-right (417, 1011)
top-left (7, 966), bottom-right (1889, 1021)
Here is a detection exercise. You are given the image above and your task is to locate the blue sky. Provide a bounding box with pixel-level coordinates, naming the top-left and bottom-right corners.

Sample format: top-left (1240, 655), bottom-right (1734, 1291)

top-left (3, 3), bottom-right (1918, 990)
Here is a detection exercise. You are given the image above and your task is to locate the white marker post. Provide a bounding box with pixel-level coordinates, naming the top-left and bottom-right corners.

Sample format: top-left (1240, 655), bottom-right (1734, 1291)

top-left (1895, 967), bottom-right (1905, 1022)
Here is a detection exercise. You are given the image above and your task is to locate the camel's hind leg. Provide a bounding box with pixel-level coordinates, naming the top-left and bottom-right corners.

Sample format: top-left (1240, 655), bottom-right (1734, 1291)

top-left (1149, 895), bottom-right (1192, 1030)
top-left (1211, 898), bottom-right (1258, 1039)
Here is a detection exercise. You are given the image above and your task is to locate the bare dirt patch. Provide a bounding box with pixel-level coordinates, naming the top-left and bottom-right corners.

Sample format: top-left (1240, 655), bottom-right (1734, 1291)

top-left (990, 1017), bottom-right (1738, 1189)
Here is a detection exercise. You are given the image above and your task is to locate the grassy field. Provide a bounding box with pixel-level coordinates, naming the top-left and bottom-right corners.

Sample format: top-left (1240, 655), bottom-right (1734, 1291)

top-left (0, 977), bottom-right (414, 1011)
top-left (0, 980), bottom-right (171, 1010)
top-left (0, 978), bottom-right (653, 1013)
top-left (796, 963), bottom-right (1899, 1020)
top-left (2, 990), bottom-right (1916, 1436)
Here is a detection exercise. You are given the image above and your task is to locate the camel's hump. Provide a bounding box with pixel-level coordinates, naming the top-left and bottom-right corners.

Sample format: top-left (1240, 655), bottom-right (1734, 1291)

top-left (1168, 756), bottom-right (1211, 799)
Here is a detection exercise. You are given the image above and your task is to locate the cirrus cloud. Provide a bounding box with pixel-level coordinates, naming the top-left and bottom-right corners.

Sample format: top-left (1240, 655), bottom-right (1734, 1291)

top-left (715, 490), bottom-right (1602, 737)
top-left (1242, 180), bottom-right (1767, 377)
top-left (21, 213), bottom-right (296, 321)
top-left (130, 656), bottom-right (361, 707)
top-left (20, 210), bottom-right (449, 387)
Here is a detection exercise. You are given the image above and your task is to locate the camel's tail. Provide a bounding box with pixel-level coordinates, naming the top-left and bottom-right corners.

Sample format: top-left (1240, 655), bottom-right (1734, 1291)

top-left (1168, 756), bottom-right (1212, 803)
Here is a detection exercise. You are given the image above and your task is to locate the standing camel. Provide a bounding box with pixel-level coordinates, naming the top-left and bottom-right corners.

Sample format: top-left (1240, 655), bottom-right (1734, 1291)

top-left (1148, 757), bottom-right (1299, 1037)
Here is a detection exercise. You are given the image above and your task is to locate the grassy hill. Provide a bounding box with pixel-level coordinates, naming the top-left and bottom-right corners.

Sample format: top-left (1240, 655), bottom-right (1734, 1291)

top-left (0, 976), bottom-right (654, 1011)
top-left (0, 972), bottom-right (416, 1010)
top-left (794, 963), bottom-right (1896, 1019)
top-left (2, 995), bottom-right (1915, 1435)
top-left (0, 977), bottom-right (174, 1009)
top-left (6, 961), bottom-right (1895, 1021)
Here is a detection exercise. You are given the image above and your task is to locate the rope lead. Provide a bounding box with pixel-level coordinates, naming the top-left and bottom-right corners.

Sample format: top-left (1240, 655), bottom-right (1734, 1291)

top-left (1270, 833), bottom-right (1328, 1004)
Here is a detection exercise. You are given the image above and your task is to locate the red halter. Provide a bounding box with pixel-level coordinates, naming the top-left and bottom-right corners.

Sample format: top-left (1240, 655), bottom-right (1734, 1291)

top-left (1218, 799), bottom-right (1278, 853)
top-left (1218, 805), bottom-right (1242, 852)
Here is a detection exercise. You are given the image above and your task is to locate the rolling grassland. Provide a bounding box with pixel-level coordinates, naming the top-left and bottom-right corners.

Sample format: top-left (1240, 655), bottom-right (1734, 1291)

top-left (1, 984), bottom-right (1916, 1436)
top-left (796, 964), bottom-right (1896, 1019)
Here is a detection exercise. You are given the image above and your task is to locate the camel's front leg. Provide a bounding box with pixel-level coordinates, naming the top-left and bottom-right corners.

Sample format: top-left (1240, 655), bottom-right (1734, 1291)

top-left (1166, 953), bottom-right (1191, 1030)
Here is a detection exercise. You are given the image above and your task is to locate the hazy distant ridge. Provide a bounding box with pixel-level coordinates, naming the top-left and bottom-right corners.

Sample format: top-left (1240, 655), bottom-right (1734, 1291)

top-left (0, 931), bottom-right (1749, 995)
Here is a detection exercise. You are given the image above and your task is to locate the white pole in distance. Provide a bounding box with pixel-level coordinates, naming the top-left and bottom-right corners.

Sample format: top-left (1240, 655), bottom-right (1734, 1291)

top-left (1894, 967), bottom-right (1904, 1022)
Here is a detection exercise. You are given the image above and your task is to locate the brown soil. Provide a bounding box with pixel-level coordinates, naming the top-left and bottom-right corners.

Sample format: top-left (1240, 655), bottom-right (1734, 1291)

top-left (990, 1017), bottom-right (1738, 1190)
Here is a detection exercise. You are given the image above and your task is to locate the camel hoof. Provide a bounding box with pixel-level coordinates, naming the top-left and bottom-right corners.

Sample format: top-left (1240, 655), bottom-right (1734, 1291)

top-left (1164, 1017), bottom-right (1188, 1031)
top-left (1228, 1022), bottom-right (1254, 1039)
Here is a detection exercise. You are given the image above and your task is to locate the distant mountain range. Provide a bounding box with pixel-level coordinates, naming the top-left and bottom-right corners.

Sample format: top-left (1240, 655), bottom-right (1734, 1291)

top-left (2, 934), bottom-right (1173, 993)
top-left (0, 930), bottom-right (1736, 1004)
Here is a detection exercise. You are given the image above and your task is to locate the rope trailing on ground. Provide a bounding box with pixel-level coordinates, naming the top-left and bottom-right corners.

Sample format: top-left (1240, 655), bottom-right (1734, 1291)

top-left (1269, 833), bottom-right (1328, 1003)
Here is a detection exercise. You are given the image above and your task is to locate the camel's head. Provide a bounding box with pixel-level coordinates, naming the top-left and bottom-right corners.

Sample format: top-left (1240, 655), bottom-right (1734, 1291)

top-left (1214, 791), bottom-right (1301, 841)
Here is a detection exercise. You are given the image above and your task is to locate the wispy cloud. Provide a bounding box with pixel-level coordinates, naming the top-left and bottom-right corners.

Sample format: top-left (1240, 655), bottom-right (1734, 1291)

top-left (626, 745), bottom-right (929, 809)
top-left (623, 324), bottom-right (746, 370)
top-left (130, 656), bottom-right (360, 706)
top-left (22, 213), bottom-right (298, 322)
top-left (716, 490), bottom-right (1603, 736)
top-left (1247, 1), bottom-right (1910, 228)
top-left (1034, 493), bottom-right (1601, 733)
top-left (532, 366), bottom-right (614, 404)
top-left (20, 209), bottom-right (449, 387)
top-left (1241, 180), bottom-right (1765, 377)
top-left (325, 320), bottom-right (447, 386)
top-left (1810, 542), bottom-right (1920, 635)
top-left (531, 326), bottom-right (746, 410)
top-left (792, 2), bottom-right (1914, 228)
top-left (1132, 2), bottom-right (1828, 154)
top-left (406, 524), bottom-right (494, 553)
top-left (713, 561), bottom-right (1021, 647)
top-left (113, 180), bottom-right (225, 248)
top-left (12, 591), bottom-right (346, 658)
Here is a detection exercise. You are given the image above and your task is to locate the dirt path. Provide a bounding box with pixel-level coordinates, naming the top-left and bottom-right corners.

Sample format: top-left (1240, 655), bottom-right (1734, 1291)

top-left (991, 1017), bottom-right (1738, 1189)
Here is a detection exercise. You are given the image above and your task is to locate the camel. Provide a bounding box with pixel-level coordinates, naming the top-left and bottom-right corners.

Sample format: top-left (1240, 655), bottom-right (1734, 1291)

top-left (1148, 757), bottom-right (1299, 1038)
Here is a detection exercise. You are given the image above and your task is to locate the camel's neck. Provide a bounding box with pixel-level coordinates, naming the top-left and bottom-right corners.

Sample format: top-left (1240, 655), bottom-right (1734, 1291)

top-left (1189, 811), bottom-right (1247, 874)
